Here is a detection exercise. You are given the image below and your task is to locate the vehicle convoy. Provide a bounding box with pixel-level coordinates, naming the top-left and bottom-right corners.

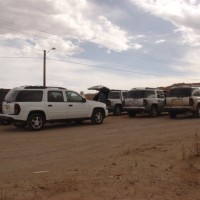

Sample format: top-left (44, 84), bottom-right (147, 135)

top-left (88, 85), bottom-right (127, 116)
top-left (165, 85), bottom-right (200, 118)
top-left (0, 86), bottom-right (108, 131)
top-left (123, 88), bottom-right (165, 117)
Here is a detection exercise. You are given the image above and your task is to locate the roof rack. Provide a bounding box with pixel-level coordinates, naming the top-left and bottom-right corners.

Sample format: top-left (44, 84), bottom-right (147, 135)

top-left (131, 87), bottom-right (159, 90)
top-left (110, 89), bottom-right (128, 91)
top-left (24, 86), bottom-right (67, 89)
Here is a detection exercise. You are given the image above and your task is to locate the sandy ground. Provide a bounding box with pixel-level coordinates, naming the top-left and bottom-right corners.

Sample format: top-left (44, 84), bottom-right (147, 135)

top-left (0, 113), bottom-right (200, 200)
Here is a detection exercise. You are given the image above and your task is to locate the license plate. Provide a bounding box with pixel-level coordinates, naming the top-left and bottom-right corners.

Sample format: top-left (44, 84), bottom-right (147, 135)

top-left (172, 99), bottom-right (182, 105)
top-left (4, 105), bottom-right (9, 109)
top-left (128, 100), bottom-right (136, 106)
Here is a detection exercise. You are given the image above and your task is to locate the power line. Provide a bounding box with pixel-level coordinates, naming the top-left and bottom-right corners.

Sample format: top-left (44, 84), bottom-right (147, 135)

top-left (0, 56), bottom-right (169, 77)
top-left (47, 58), bottom-right (200, 81)
top-left (0, 55), bottom-right (199, 81)
top-left (49, 58), bottom-right (161, 76)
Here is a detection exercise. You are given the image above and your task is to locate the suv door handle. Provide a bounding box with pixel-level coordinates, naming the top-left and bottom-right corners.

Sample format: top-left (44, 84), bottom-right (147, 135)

top-left (48, 105), bottom-right (52, 107)
top-left (69, 104), bottom-right (73, 107)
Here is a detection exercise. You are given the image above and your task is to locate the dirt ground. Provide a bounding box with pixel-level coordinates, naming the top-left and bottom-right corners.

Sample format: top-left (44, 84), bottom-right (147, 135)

top-left (0, 113), bottom-right (200, 200)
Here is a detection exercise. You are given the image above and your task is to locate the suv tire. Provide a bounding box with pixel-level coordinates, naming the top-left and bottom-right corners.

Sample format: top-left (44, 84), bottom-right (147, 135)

top-left (149, 105), bottom-right (159, 117)
top-left (113, 105), bottom-right (122, 116)
top-left (28, 113), bottom-right (44, 131)
top-left (169, 111), bottom-right (177, 119)
top-left (194, 105), bottom-right (200, 118)
top-left (128, 111), bottom-right (136, 118)
top-left (91, 109), bottom-right (104, 125)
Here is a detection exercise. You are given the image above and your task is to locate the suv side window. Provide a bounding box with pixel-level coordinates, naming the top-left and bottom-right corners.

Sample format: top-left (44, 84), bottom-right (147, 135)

top-left (16, 90), bottom-right (43, 102)
top-left (122, 92), bottom-right (127, 98)
top-left (192, 88), bottom-right (200, 96)
top-left (157, 90), bottom-right (165, 98)
top-left (48, 91), bottom-right (64, 102)
top-left (66, 91), bottom-right (83, 102)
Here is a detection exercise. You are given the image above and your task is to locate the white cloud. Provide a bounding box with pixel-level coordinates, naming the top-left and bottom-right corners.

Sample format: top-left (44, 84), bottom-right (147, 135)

top-left (0, 0), bottom-right (134, 53)
top-left (131, 43), bottom-right (143, 49)
top-left (129, 0), bottom-right (200, 46)
top-left (155, 39), bottom-right (166, 44)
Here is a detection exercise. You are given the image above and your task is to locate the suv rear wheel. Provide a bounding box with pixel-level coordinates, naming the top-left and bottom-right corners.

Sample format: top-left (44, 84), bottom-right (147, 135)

top-left (28, 113), bottom-right (44, 131)
top-left (113, 105), bottom-right (122, 116)
top-left (149, 105), bottom-right (159, 117)
top-left (169, 111), bottom-right (177, 118)
top-left (128, 111), bottom-right (136, 117)
top-left (91, 109), bottom-right (104, 125)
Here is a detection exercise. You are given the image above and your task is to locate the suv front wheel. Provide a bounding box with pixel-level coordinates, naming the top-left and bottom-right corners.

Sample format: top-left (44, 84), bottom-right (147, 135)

top-left (28, 113), bottom-right (45, 131)
top-left (91, 109), bottom-right (104, 125)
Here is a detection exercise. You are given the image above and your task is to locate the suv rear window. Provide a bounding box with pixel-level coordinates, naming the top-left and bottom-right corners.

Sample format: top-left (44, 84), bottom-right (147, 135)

top-left (168, 88), bottom-right (192, 97)
top-left (108, 92), bottom-right (120, 99)
top-left (127, 90), bottom-right (155, 98)
top-left (5, 90), bottom-right (43, 102)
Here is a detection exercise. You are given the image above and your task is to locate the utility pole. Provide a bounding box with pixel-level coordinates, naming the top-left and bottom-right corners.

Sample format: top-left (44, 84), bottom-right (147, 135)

top-left (43, 48), bottom-right (56, 87)
top-left (43, 50), bottom-right (46, 87)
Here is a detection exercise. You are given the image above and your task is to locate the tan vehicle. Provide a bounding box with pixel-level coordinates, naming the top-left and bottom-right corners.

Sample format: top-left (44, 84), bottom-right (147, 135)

top-left (124, 88), bottom-right (165, 117)
top-left (165, 85), bottom-right (200, 118)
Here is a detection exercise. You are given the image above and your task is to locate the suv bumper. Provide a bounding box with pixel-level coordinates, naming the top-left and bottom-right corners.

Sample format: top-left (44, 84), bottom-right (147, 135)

top-left (165, 106), bottom-right (196, 115)
top-left (165, 106), bottom-right (193, 112)
top-left (124, 107), bottom-right (148, 114)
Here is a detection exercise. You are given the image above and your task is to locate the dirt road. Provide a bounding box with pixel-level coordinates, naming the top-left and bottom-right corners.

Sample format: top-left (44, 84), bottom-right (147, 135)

top-left (0, 114), bottom-right (200, 200)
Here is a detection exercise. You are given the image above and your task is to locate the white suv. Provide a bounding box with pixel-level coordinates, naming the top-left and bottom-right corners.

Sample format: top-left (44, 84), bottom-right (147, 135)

top-left (0, 86), bottom-right (108, 131)
top-left (106, 90), bottom-right (127, 115)
top-left (165, 85), bottom-right (200, 118)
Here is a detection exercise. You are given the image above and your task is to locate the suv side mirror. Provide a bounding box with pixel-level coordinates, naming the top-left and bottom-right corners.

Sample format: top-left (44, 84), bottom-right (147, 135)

top-left (82, 98), bottom-right (86, 102)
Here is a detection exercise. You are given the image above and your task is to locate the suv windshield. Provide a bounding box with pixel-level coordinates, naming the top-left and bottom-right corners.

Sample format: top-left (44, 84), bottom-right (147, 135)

top-left (168, 88), bottom-right (192, 97)
top-left (127, 90), bottom-right (155, 98)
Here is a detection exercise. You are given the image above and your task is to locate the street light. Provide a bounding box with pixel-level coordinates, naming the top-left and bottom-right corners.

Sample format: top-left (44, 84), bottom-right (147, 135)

top-left (43, 47), bottom-right (56, 87)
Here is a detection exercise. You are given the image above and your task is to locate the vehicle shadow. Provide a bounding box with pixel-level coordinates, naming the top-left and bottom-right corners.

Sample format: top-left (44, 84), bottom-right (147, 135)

top-left (125, 112), bottom-right (169, 119)
top-left (169, 114), bottom-right (199, 120)
top-left (0, 120), bottom-right (95, 134)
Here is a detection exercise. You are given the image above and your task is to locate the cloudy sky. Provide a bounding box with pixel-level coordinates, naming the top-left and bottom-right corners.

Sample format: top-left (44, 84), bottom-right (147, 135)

top-left (1, 0), bottom-right (200, 93)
